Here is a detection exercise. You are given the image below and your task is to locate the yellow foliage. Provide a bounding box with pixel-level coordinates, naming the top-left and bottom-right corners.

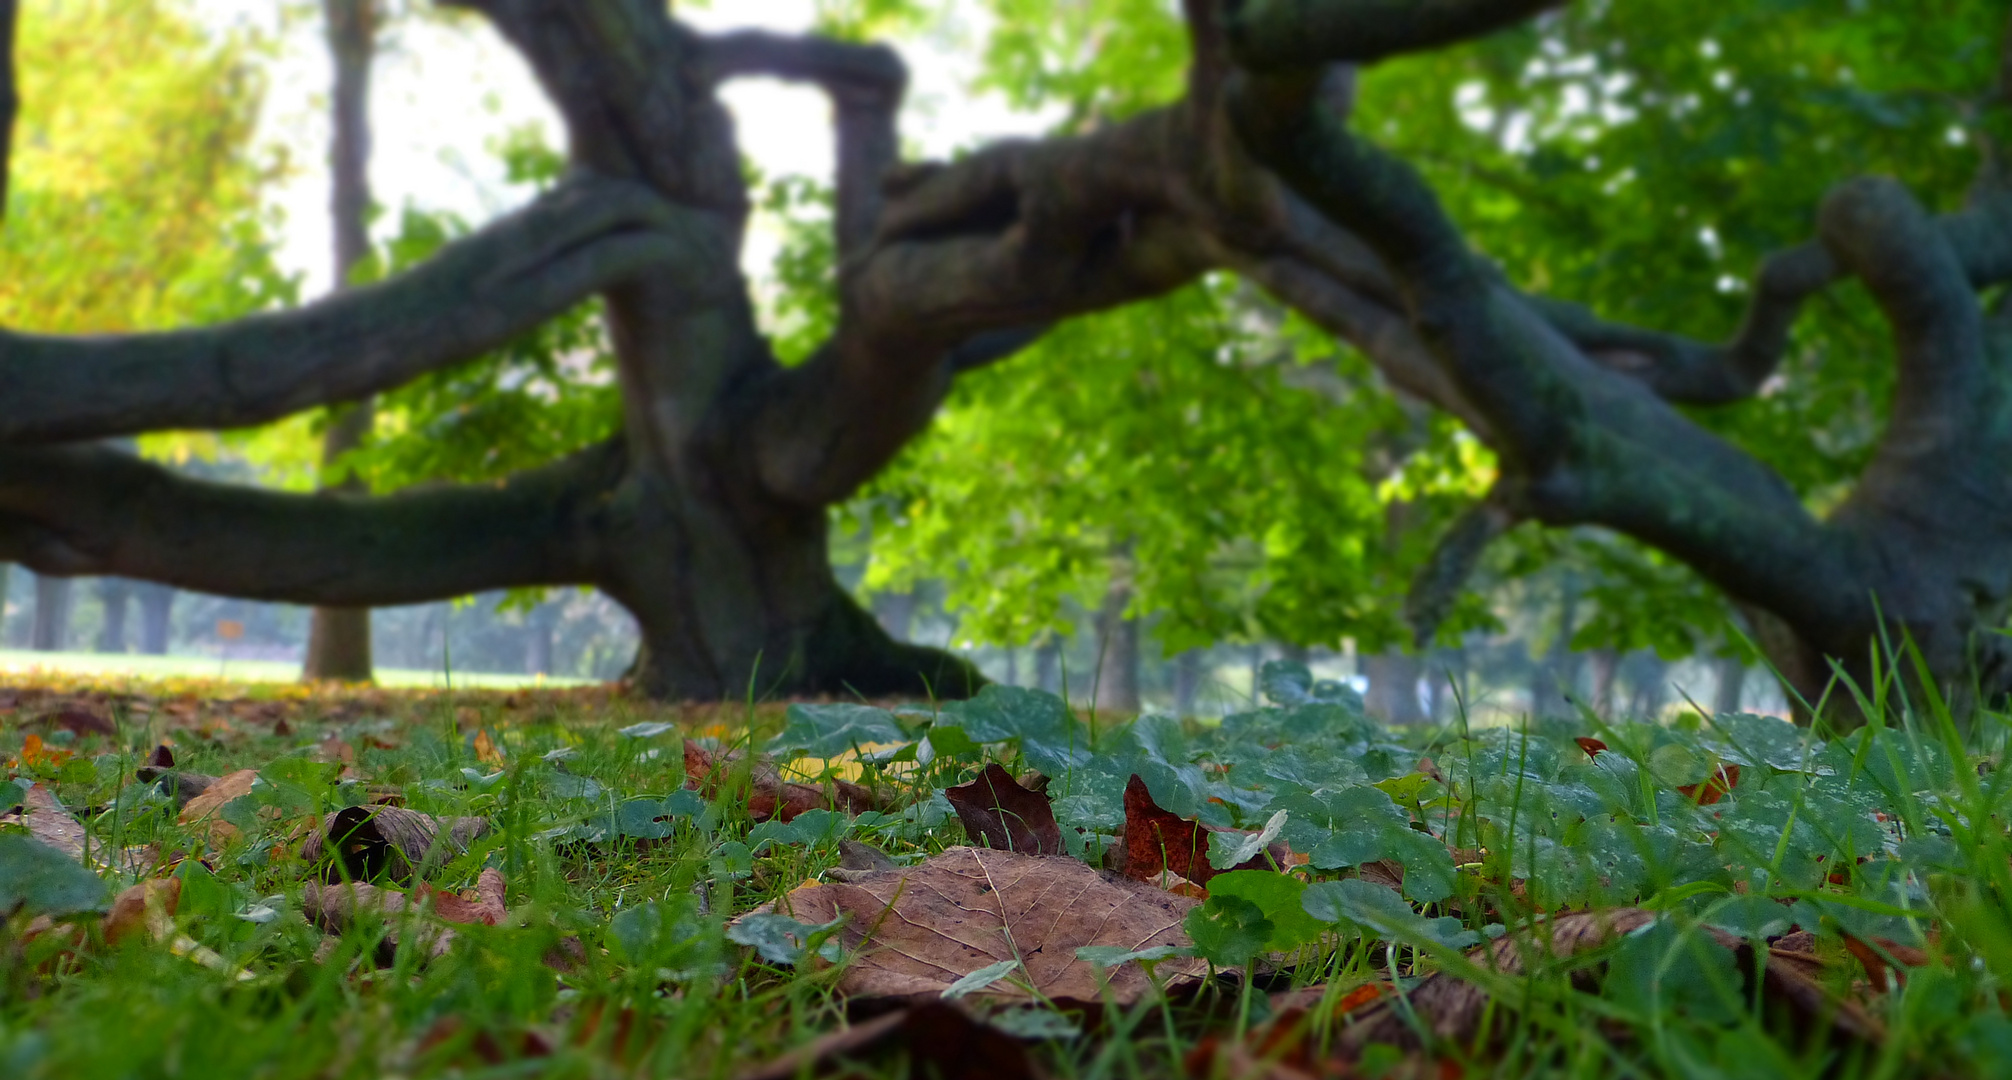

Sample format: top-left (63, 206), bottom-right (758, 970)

top-left (0, 0), bottom-right (273, 336)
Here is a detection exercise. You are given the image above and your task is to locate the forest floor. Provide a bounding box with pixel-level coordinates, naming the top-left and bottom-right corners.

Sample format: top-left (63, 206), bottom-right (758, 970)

top-left (0, 665), bottom-right (2008, 1078)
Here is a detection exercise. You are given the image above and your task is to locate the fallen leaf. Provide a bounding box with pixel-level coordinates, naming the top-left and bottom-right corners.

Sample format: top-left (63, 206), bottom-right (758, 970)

top-left (1678, 763), bottom-right (1740, 806)
top-left (1574, 736), bottom-right (1607, 758)
top-left (305, 868), bottom-right (511, 963)
top-left (1842, 934), bottom-right (1932, 993)
top-left (740, 1002), bottom-right (1038, 1080)
top-left (473, 729), bottom-right (505, 766)
top-left (7, 783), bottom-right (90, 861)
top-left (136, 745), bottom-right (219, 808)
top-left (1120, 775), bottom-right (1289, 889)
top-left (748, 846), bottom-right (1209, 1004)
top-left (104, 878), bottom-right (181, 946)
top-left (827, 838), bottom-right (900, 882)
top-left (301, 804), bottom-right (491, 884)
top-left (178, 769), bottom-right (259, 842)
top-left (14, 733), bottom-right (72, 768)
top-left (45, 708), bottom-right (116, 739)
top-left (946, 764), bottom-right (1064, 856)
top-left (418, 868), bottom-right (508, 926)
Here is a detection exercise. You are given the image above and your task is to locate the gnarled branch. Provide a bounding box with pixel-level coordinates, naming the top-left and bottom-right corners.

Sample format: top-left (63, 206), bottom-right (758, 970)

top-left (0, 174), bottom-right (725, 443)
top-left (0, 440), bottom-right (625, 606)
top-left (1225, 0), bottom-right (1566, 69)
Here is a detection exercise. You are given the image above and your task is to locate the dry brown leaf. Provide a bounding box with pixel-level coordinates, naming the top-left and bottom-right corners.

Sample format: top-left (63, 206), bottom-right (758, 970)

top-left (178, 769), bottom-right (258, 843)
top-left (473, 729), bottom-right (505, 766)
top-left (1118, 775), bottom-right (1289, 889)
top-left (301, 804), bottom-right (491, 884)
top-left (44, 708), bottom-right (116, 739)
top-left (304, 867), bottom-right (509, 961)
top-left (8, 783), bottom-right (90, 861)
top-left (752, 846), bottom-right (1209, 1004)
top-left (739, 1002), bottom-right (1040, 1080)
top-left (105, 878), bottom-right (181, 947)
top-left (136, 745), bottom-right (220, 808)
top-left (945, 764), bottom-right (1064, 856)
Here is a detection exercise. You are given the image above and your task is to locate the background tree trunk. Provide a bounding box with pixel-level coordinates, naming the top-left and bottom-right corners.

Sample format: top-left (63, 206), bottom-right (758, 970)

top-left (96, 578), bottom-right (130, 653)
top-left (1172, 649), bottom-right (1202, 717)
top-left (872, 590), bottom-right (917, 642)
top-left (524, 601), bottom-right (557, 675)
top-left (1034, 634), bottom-right (1061, 695)
top-left (1363, 650), bottom-right (1427, 724)
top-left (304, 0), bottom-right (376, 684)
top-left (30, 573), bottom-right (69, 651)
top-left (1588, 648), bottom-right (1620, 716)
top-left (135, 583), bottom-right (174, 655)
top-left (1093, 552), bottom-right (1141, 715)
top-left (1714, 655), bottom-right (1748, 715)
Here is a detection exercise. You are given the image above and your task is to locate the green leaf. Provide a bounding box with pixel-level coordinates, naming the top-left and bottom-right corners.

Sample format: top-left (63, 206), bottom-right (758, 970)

top-left (726, 912), bottom-right (844, 966)
top-left (768, 704), bottom-right (907, 758)
top-left (1185, 894), bottom-right (1272, 968)
top-left (941, 958), bottom-right (1021, 999)
top-left (1301, 879), bottom-right (1478, 950)
top-left (1206, 870), bottom-right (1327, 951)
top-left (0, 833), bottom-right (108, 917)
top-left (1208, 808), bottom-right (1288, 870)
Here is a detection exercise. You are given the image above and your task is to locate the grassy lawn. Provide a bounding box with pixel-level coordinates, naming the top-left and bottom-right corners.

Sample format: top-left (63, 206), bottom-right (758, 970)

top-left (0, 648), bottom-right (585, 689)
top-left (1, 663), bottom-right (2008, 1078)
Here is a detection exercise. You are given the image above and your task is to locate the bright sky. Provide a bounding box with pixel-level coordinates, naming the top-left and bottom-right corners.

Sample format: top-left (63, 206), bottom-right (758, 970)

top-left (195, 1), bottom-right (1056, 296)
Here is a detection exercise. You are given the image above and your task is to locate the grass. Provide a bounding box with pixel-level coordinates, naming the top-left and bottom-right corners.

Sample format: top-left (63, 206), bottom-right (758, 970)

top-left (0, 659), bottom-right (2009, 1079)
top-left (0, 648), bottom-right (586, 689)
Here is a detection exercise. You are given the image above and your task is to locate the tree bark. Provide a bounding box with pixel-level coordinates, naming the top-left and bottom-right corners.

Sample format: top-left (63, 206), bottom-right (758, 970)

top-left (305, 0), bottom-right (379, 685)
top-left (1172, 649), bottom-right (1203, 718)
top-left (135, 583), bottom-right (174, 655)
top-left (1093, 551), bottom-right (1142, 716)
top-left (30, 573), bottom-right (70, 652)
top-left (1713, 655), bottom-right (1748, 716)
top-left (1034, 635), bottom-right (1061, 695)
top-left (1363, 650), bottom-right (1427, 724)
top-left (96, 578), bottom-right (130, 653)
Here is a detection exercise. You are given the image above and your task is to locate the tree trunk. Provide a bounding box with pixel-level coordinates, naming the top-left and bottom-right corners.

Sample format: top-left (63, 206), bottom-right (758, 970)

top-left (304, 0), bottom-right (377, 685)
top-left (1172, 649), bottom-right (1202, 717)
top-left (135, 583), bottom-right (174, 655)
top-left (96, 578), bottom-right (130, 653)
top-left (1034, 635), bottom-right (1061, 695)
top-left (1713, 655), bottom-right (1748, 715)
top-left (1002, 645), bottom-right (1018, 688)
top-left (525, 602), bottom-right (557, 675)
top-left (30, 573), bottom-right (70, 651)
top-left (1363, 650), bottom-right (1427, 724)
top-left (1529, 579), bottom-right (1581, 719)
top-left (872, 589), bottom-right (917, 642)
top-left (1092, 559), bottom-right (1141, 716)
top-left (1587, 648), bottom-right (1620, 717)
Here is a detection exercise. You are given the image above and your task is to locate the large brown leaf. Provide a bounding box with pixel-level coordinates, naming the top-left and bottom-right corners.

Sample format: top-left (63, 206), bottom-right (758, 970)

top-left (178, 769), bottom-right (259, 843)
top-left (1118, 775), bottom-right (1288, 889)
top-left (945, 764), bottom-right (1064, 856)
top-left (752, 846), bottom-right (1209, 1004)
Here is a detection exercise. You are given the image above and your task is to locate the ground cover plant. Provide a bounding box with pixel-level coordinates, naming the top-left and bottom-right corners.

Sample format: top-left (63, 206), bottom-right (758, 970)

top-left (2, 660), bottom-right (2009, 1078)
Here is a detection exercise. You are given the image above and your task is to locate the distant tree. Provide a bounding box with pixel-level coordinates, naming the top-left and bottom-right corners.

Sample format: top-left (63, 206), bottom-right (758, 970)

top-left (0, 0), bottom-right (2009, 721)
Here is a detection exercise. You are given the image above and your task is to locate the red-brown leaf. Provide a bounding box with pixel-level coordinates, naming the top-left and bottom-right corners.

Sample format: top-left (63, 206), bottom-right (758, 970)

top-left (945, 763), bottom-right (1064, 856)
top-left (1120, 774), bottom-right (1287, 888)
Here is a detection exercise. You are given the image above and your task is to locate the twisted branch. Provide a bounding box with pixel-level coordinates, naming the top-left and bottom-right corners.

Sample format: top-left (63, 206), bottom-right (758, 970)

top-left (0, 174), bottom-right (725, 443)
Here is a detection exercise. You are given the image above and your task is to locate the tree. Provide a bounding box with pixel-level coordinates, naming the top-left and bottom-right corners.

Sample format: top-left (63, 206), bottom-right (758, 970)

top-left (302, 0), bottom-right (382, 683)
top-left (0, 0), bottom-right (2007, 718)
